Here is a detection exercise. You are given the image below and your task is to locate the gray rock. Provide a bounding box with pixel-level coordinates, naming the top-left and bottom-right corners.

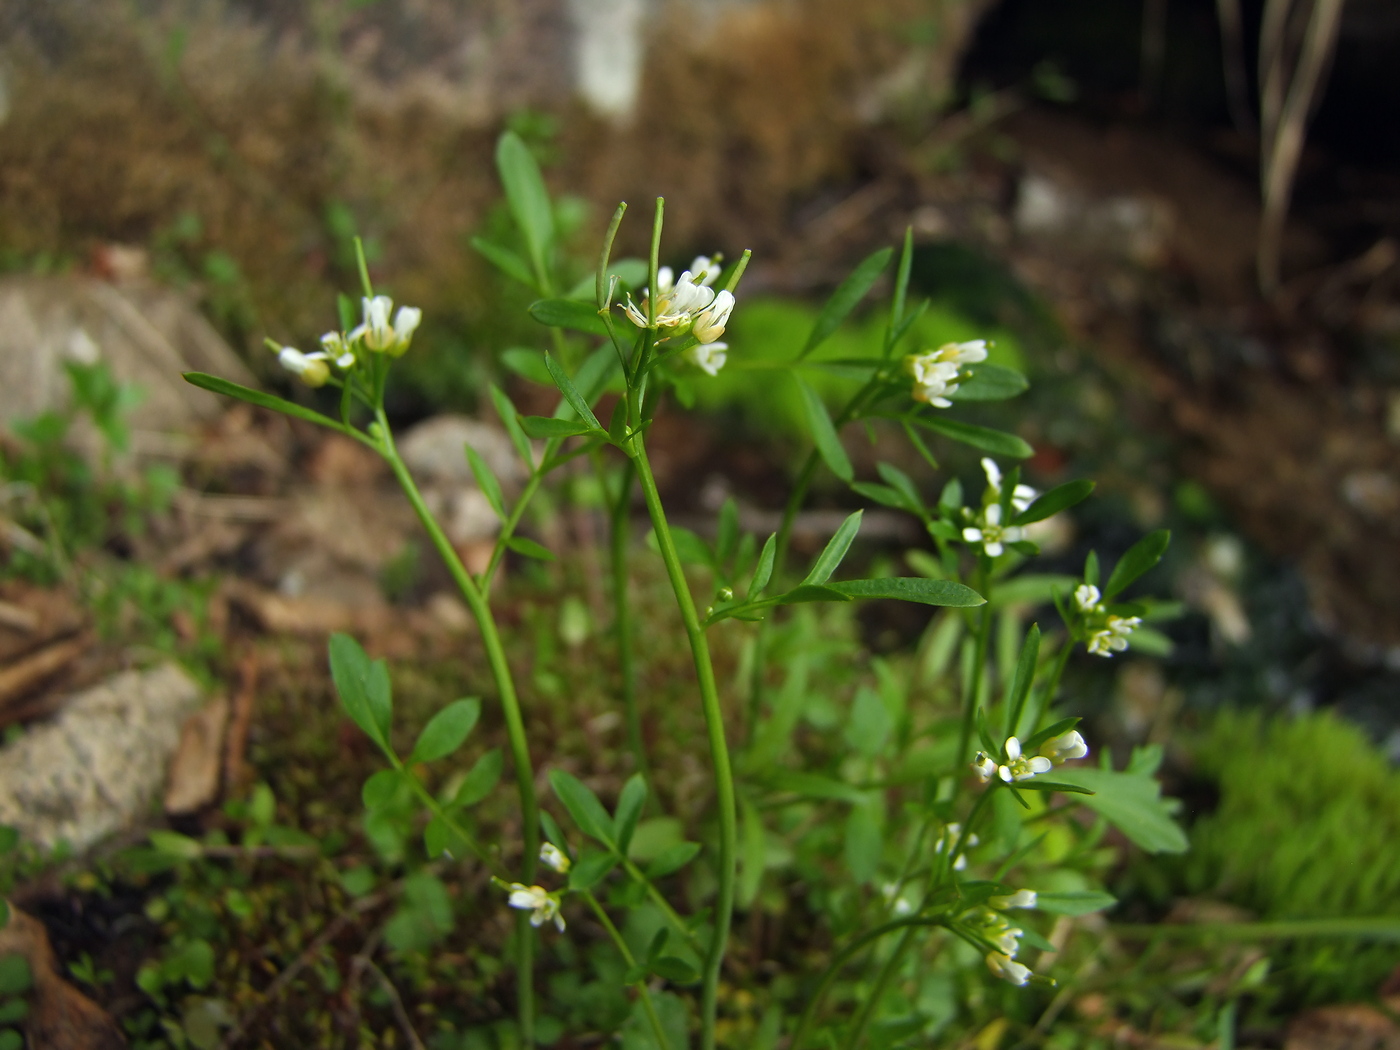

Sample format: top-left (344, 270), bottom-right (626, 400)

top-left (0, 664), bottom-right (203, 852)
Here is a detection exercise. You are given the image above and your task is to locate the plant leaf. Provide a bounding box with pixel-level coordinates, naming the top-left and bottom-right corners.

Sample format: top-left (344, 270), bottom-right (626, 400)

top-left (829, 577), bottom-right (985, 607)
top-left (529, 298), bottom-right (609, 337)
top-left (519, 415), bottom-right (596, 439)
top-left (489, 383), bottom-right (534, 469)
top-left (947, 363), bottom-right (1029, 402)
top-left (1104, 530), bottom-right (1171, 599)
top-left (409, 699), bottom-right (481, 766)
top-left (802, 510), bottom-right (862, 585)
top-left (470, 236), bottom-right (536, 289)
top-left (328, 633), bottom-right (392, 756)
top-left (910, 415), bottom-right (1033, 459)
top-left (645, 841), bottom-right (702, 878)
top-left (798, 379), bottom-right (853, 482)
top-left (183, 373), bottom-right (349, 434)
top-left (568, 849), bottom-right (620, 891)
top-left (465, 447), bottom-right (507, 520)
top-left (746, 533), bottom-right (777, 599)
top-left (800, 247), bottom-right (893, 358)
top-left (495, 131), bottom-right (553, 282)
top-left (543, 352), bottom-right (604, 431)
top-left (1036, 890), bottom-right (1118, 916)
top-left (453, 749), bottom-right (504, 808)
top-left (613, 773), bottom-right (648, 858)
top-left (773, 583), bottom-right (854, 605)
top-left (506, 536), bottom-right (555, 561)
top-left (1013, 479), bottom-right (1095, 526)
top-left (549, 769), bottom-right (615, 846)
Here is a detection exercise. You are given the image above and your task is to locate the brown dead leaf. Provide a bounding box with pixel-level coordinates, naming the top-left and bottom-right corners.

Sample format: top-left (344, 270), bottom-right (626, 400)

top-left (164, 698), bottom-right (231, 815)
top-left (1286, 1004), bottom-right (1400, 1050)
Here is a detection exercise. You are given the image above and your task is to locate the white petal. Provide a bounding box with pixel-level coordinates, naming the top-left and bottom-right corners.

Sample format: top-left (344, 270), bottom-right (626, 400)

top-left (1028, 757), bottom-right (1053, 774)
top-left (985, 541), bottom-right (1004, 557)
top-left (982, 458), bottom-right (1002, 491)
top-left (963, 527), bottom-right (983, 543)
top-left (986, 503), bottom-right (1003, 526)
top-left (1005, 736), bottom-right (1022, 760)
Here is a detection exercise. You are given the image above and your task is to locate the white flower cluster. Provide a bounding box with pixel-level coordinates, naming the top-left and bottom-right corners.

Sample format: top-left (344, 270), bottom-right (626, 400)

top-left (904, 340), bottom-right (988, 407)
top-left (977, 908), bottom-right (1030, 985)
top-left (974, 730), bottom-right (1088, 784)
top-left (962, 459), bottom-right (1037, 557)
top-left (1074, 584), bottom-right (1143, 658)
top-left (622, 255), bottom-right (734, 375)
top-left (274, 294), bottom-right (422, 387)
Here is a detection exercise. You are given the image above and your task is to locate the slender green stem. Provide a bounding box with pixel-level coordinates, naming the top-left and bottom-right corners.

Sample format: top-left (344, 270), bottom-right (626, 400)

top-left (844, 928), bottom-right (915, 1050)
top-left (375, 411), bottom-right (538, 1047)
top-left (581, 891), bottom-right (672, 1050)
top-left (400, 772), bottom-right (507, 879)
top-left (620, 858), bottom-right (703, 953)
top-left (955, 594), bottom-right (994, 769)
top-left (605, 458), bottom-right (648, 784)
top-left (631, 441), bottom-right (736, 1050)
top-left (789, 918), bottom-right (946, 1050)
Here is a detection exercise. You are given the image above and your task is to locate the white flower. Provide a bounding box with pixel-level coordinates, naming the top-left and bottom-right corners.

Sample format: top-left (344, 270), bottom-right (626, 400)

top-left (505, 883), bottom-right (565, 932)
top-left (1086, 614), bottom-right (1141, 657)
top-left (353, 295), bottom-right (422, 356)
top-left (962, 503), bottom-right (1026, 558)
top-left (986, 952), bottom-right (1032, 986)
top-left (982, 458), bottom-right (1037, 513)
top-left (320, 331), bottom-right (356, 369)
top-left (276, 347), bottom-right (330, 387)
top-left (687, 254), bottom-right (722, 287)
top-left (621, 254), bottom-right (726, 331)
top-left (539, 843), bottom-right (571, 874)
top-left (991, 925), bottom-right (1024, 956)
top-left (1040, 730), bottom-right (1088, 764)
top-left (691, 289), bottom-right (734, 344)
top-left (1074, 584), bottom-right (1102, 613)
top-left (991, 889), bottom-right (1038, 910)
top-left (686, 341), bottom-right (727, 376)
top-left (996, 736), bottom-right (1053, 783)
top-left (973, 752), bottom-right (999, 781)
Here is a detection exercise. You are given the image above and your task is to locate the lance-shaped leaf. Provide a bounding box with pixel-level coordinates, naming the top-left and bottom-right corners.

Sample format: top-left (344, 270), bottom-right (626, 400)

top-left (453, 749), bottom-right (504, 808)
top-left (911, 415), bottom-right (1034, 459)
top-left (408, 699), bottom-right (481, 766)
top-left (471, 237), bottom-right (536, 290)
top-left (184, 373), bottom-right (349, 434)
top-left (465, 447), bottom-right (507, 520)
top-left (746, 534), bottom-right (777, 599)
top-left (495, 131), bottom-right (553, 283)
top-left (613, 774), bottom-right (648, 858)
top-left (329, 633), bottom-right (393, 757)
top-left (1053, 766), bottom-right (1188, 852)
top-left (772, 584), bottom-right (853, 605)
top-left (519, 416), bottom-right (596, 439)
top-left (568, 850), bottom-right (620, 891)
top-left (506, 536), bottom-right (555, 561)
top-left (1036, 890), bottom-right (1118, 916)
top-left (799, 247), bottom-right (893, 359)
top-left (828, 577), bottom-right (985, 607)
top-left (549, 769), bottom-right (615, 846)
top-left (529, 298), bottom-right (609, 337)
top-left (1013, 479), bottom-right (1095, 526)
top-left (1003, 624), bottom-right (1041, 738)
top-left (948, 364), bottom-right (1030, 402)
top-left (489, 384), bottom-right (534, 469)
top-left (646, 841), bottom-right (702, 878)
top-left (544, 351), bottom-right (604, 431)
top-left (802, 510), bottom-right (862, 585)
top-left (1104, 529), bottom-right (1171, 599)
top-left (798, 378), bottom-right (853, 482)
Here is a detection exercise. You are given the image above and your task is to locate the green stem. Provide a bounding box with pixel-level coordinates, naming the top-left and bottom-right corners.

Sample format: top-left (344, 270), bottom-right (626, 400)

top-left (603, 458), bottom-right (648, 785)
top-left (581, 891), bottom-right (672, 1050)
top-left (376, 411), bottom-right (538, 1047)
top-left (844, 928), bottom-right (915, 1050)
top-left (631, 441), bottom-right (736, 1050)
top-left (789, 918), bottom-right (945, 1050)
top-left (955, 594), bottom-right (994, 770)
top-left (620, 859), bottom-right (703, 953)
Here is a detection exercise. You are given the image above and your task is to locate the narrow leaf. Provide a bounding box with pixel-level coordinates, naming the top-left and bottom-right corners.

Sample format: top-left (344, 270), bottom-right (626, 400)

top-left (911, 415), bottom-right (1034, 459)
top-left (803, 509), bottom-right (862, 585)
top-left (829, 577), bottom-right (986, 607)
top-left (496, 131), bottom-right (553, 281)
top-left (470, 236), bottom-right (536, 289)
top-left (544, 351), bottom-right (604, 431)
top-left (1004, 624), bottom-right (1041, 739)
top-left (646, 842), bottom-right (702, 878)
top-left (613, 774), bottom-right (648, 858)
top-left (947, 364), bottom-right (1030, 402)
top-left (568, 850), bottom-right (620, 891)
top-left (506, 536), bottom-right (555, 561)
top-left (184, 373), bottom-right (348, 434)
top-left (798, 379), bottom-right (853, 482)
top-left (519, 415), bottom-right (595, 439)
top-left (774, 583), bottom-right (854, 605)
top-left (1013, 479), bottom-right (1095, 526)
top-left (1104, 530), bottom-right (1171, 599)
top-left (409, 699), bottom-right (481, 766)
top-left (747, 533), bottom-right (777, 599)
top-left (465, 447), bottom-right (507, 520)
top-left (328, 633), bottom-right (391, 755)
top-left (529, 298), bottom-right (609, 337)
top-left (1036, 890), bottom-right (1118, 916)
top-left (800, 248), bottom-right (893, 358)
top-left (549, 769), bottom-right (615, 846)
top-left (489, 384), bottom-right (533, 469)
top-left (453, 749), bottom-right (504, 808)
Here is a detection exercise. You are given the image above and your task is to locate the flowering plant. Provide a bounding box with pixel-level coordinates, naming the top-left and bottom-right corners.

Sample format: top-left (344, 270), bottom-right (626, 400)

top-left (182, 131), bottom-right (1186, 1050)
